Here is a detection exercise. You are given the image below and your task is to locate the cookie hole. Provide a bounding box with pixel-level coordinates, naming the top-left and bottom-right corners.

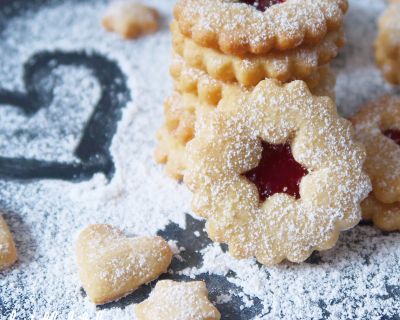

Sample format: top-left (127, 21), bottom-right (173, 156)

top-left (243, 140), bottom-right (308, 202)
top-left (239, 0), bottom-right (286, 12)
top-left (383, 129), bottom-right (400, 146)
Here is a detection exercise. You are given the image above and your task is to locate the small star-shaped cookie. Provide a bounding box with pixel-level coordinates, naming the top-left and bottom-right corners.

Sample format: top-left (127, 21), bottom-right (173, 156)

top-left (134, 280), bottom-right (221, 320)
top-left (102, 1), bottom-right (159, 39)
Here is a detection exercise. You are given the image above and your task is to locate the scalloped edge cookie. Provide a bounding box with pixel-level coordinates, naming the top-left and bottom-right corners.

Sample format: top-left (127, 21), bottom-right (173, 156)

top-left (174, 0), bottom-right (348, 55)
top-left (184, 79), bottom-right (370, 265)
top-left (155, 125), bottom-right (188, 180)
top-left (170, 55), bottom-right (336, 106)
top-left (352, 96), bottom-right (400, 231)
top-left (352, 96), bottom-right (400, 204)
top-left (362, 194), bottom-right (400, 232)
top-left (154, 92), bottom-right (214, 180)
top-left (171, 20), bottom-right (344, 86)
top-left (375, 2), bottom-right (400, 84)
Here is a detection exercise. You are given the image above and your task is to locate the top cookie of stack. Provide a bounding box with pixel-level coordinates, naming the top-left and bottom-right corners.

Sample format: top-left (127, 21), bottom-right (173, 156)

top-left (173, 0), bottom-right (347, 86)
top-left (155, 0), bottom-right (348, 180)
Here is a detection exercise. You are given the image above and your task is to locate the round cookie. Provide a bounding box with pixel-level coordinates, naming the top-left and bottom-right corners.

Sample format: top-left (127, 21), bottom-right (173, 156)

top-left (375, 2), bottom-right (400, 85)
top-left (184, 79), bottom-right (371, 265)
top-left (171, 20), bottom-right (344, 86)
top-left (173, 0), bottom-right (348, 55)
top-left (352, 96), bottom-right (400, 231)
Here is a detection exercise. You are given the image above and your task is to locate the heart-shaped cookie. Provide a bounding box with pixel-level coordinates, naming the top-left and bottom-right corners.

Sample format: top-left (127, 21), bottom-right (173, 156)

top-left (0, 51), bottom-right (130, 181)
top-left (0, 215), bottom-right (17, 270)
top-left (75, 224), bottom-right (172, 305)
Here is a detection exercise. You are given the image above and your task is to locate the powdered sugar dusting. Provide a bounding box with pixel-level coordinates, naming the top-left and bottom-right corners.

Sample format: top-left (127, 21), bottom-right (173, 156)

top-left (0, 0), bottom-right (399, 319)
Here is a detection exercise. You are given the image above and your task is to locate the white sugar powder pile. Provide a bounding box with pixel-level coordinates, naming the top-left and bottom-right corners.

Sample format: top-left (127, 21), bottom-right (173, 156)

top-left (0, 0), bottom-right (399, 319)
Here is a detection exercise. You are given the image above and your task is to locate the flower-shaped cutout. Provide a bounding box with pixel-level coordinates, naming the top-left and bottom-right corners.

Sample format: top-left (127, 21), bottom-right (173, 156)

top-left (352, 96), bottom-right (400, 231)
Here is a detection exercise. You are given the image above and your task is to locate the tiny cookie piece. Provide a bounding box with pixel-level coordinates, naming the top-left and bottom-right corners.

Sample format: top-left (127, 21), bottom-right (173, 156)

top-left (76, 224), bottom-right (172, 305)
top-left (184, 79), bottom-right (371, 265)
top-left (0, 215), bottom-right (17, 270)
top-left (135, 280), bottom-right (221, 320)
top-left (174, 0), bottom-right (348, 55)
top-left (352, 96), bottom-right (400, 231)
top-left (102, 0), bottom-right (159, 39)
top-left (375, 2), bottom-right (400, 84)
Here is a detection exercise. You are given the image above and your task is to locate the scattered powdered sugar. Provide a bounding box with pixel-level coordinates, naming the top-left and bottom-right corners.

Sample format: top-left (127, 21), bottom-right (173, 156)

top-left (0, 0), bottom-right (398, 319)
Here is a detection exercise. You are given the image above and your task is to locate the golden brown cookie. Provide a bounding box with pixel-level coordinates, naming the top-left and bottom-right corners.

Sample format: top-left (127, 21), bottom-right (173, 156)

top-left (375, 2), bottom-right (400, 84)
top-left (102, 0), bottom-right (159, 39)
top-left (170, 55), bottom-right (247, 106)
top-left (361, 194), bottom-right (400, 232)
top-left (171, 20), bottom-right (344, 86)
top-left (76, 224), bottom-right (172, 305)
top-left (352, 96), bottom-right (400, 231)
top-left (173, 0), bottom-right (348, 55)
top-left (155, 125), bottom-right (188, 181)
top-left (135, 280), bottom-right (221, 320)
top-left (170, 55), bottom-right (336, 106)
top-left (0, 215), bottom-right (17, 271)
top-left (154, 92), bottom-right (214, 180)
top-left (184, 79), bottom-right (370, 265)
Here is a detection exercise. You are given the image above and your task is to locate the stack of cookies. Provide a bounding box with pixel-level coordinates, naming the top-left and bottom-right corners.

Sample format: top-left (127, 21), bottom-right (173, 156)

top-left (156, 0), bottom-right (348, 180)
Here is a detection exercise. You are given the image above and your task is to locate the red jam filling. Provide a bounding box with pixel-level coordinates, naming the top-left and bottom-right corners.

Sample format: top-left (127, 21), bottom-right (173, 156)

top-left (239, 0), bottom-right (286, 11)
top-left (384, 129), bottom-right (400, 146)
top-left (244, 141), bottom-right (308, 202)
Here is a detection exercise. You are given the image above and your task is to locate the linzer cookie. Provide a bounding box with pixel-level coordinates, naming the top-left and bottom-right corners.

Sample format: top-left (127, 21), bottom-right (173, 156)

top-left (0, 215), bottom-right (17, 271)
top-left (184, 79), bottom-right (371, 265)
top-left (171, 20), bottom-right (344, 86)
top-left (173, 0), bottom-right (348, 55)
top-left (375, 2), bottom-right (400, 85)
top-left (352, 96), bottom-right (400, 231)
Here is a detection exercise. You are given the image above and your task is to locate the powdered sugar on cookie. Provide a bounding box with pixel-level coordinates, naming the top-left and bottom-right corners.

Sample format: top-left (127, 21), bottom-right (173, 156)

top-left (0, 0), bottom-right (399, 319)
top-left (185, 80), bottom-right (371, 265)
top-left (174, 0), bottom-right (348, 55)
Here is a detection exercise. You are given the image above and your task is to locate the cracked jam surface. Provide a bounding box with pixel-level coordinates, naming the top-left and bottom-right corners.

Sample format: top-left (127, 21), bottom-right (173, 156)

top-left (239, 0), bottom-right (286, 11)
top-left (243, 141), bottom-right (308, 202)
